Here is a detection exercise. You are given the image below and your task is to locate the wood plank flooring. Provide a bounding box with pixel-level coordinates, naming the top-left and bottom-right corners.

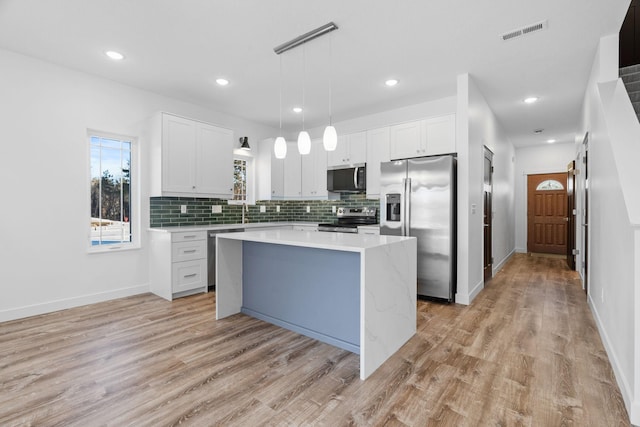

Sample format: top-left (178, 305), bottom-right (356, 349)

top-left (0, 254), bottom-right (630, 426)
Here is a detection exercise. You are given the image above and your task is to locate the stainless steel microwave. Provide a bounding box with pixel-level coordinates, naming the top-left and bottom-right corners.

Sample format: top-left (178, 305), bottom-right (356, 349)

top-left (327, 164), bottom-right (366, 193)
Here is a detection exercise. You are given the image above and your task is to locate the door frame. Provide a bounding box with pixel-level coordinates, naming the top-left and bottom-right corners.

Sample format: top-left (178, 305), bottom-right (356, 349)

top-left (483, 147), bottom-right (493, 282)
top-left (577, 133), bottom-right (589, 295)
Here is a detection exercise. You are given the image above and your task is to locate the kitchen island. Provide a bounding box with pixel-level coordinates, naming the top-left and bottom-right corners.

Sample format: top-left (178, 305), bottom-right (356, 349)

top-left (216, 229), bottom-right (417, 380)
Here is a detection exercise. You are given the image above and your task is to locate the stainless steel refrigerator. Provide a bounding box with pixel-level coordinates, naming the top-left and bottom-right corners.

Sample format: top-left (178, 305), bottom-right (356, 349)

top-left (379, 155), bottom-right (456, 301)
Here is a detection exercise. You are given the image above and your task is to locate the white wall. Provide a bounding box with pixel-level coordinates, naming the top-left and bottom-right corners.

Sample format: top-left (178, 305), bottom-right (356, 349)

top-left (0, 48), bottom-right (277, 321)
top-left (513, 142), bottom-right (576, 253)
top-left (577, 34), bottom-right (639, 424)
top-left (455, 73), bottom-right (516, 304)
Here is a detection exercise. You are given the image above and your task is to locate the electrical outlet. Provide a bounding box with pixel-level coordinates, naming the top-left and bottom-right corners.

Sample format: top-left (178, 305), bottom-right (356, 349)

top-left (306, 206), bottom-right (311, 213)
top-left (332, 206), bottom-right (336, 214)
top-left (471, 204), bottom-right (477, 214)
top-left (260, 205), bottom-right (266, 213)
top-left (211, 205), bottom-right (222, 214)
top-left (276, 205), bottom-right (280, 213)
top-left (180, 205), bottom-right (187, 214)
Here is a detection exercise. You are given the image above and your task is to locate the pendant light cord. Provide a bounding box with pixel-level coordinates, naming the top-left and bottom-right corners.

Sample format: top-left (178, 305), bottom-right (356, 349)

top-left (302, 42), bottom-right (306, 131)
top-left (328, 32), bottom-right (332, 126)
top-left (279, 55), bottom-right (282, 133)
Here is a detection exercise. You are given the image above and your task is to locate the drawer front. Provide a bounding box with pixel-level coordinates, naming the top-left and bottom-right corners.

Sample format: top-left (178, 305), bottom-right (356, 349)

top-left (171, 231), bottom-right (206, 243)
top-left (358, 226), bottom-right (380, 235)
top-left (172, 260), bottom-right (206, 293)
top-left (172, 240), bottom-right (206, 262)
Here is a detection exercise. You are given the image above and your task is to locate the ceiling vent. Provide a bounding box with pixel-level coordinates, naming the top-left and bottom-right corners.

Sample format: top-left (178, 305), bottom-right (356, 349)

top-left (501, 20), bottom-right (548, 42)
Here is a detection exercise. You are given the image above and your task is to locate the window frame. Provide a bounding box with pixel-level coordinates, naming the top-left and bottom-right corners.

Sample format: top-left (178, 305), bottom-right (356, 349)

top-left (227, 150), bottom-right (255, 205)
top-left (87, 129), bottom-right (140, 253)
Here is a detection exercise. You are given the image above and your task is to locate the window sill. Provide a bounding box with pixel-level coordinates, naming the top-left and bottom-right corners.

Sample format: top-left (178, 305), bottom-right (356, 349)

top-left (88, 243), bottom-right (141, 254)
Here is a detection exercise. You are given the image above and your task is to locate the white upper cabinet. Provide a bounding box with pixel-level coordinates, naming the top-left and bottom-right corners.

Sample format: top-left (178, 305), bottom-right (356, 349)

top-left (389, 114), bottom-right (456, 160)
top-left (425, 114), bottom-right (456, 155)
top-left (301, 139), bottom-right (328, 198)
top-left (283, 141), bottom-right (302, 198)
top-left (327, 131), bottom-right (367, 167)
top-left (366, 127), bottom-right (390, 198)
top-left (155, 113), bottom-right (234, 198)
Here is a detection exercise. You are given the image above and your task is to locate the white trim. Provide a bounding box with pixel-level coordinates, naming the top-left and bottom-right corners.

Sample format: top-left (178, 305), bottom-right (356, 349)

top-left (0, 284), bottom-right (149, 322)
top-left (588, 295), bottom-right (634, 423)
top-left (455, 279), bottom-right (484, 305)
top-left (493, 249), bottom-right (515, 275)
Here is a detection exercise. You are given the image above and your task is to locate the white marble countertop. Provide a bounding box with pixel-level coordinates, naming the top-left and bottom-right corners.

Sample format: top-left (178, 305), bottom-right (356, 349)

top-left (216, 229), bottom-right (414, 252)
top-left (148, 222), bottom-right (320, 233)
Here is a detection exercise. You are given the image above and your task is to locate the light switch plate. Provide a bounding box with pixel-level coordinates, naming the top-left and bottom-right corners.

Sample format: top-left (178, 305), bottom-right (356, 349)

top-left (211, 205), bottom-right (222, 214)
top-left (181, 205), bottom-right (187, 214)
top-left (332, 206), bottom-right (336, 214)
top-left (260, 205), bottom-right (266, 213)
top-left (276, 205), bottom-right (280, 213)
top-left (306, 206), bottom-right (311, 213)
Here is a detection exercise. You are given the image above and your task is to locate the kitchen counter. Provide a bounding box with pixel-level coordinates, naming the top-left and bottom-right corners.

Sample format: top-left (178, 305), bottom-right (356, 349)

top-left (148, 222), bottom-right (320, 233)
top-left (216, 229), bottom-right (417, 380)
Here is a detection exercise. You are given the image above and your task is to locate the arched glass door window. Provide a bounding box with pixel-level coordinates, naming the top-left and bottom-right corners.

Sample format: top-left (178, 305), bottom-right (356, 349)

top-left (536, 179), bottom-right (564, 191)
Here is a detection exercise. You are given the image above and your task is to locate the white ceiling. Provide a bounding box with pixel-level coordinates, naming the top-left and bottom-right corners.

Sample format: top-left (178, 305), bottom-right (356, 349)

top-left (0, 0), bottom-right (630, 147)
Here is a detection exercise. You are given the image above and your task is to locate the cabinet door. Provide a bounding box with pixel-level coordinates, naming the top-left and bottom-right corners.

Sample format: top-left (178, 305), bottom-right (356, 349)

top-left (271, 153), bottom-right (285, 198)
top-left (389, 120), bottom-right (423, 160)
top-left (195, 124), bottom-right (234, 197)
top-left (327, 132), bottom-right (366, 166)
top-left (347, 131), bottom-right (367, 164)
top-left (425, 114), bottom-right (456, 155)
top-left (302, 139), bottom-right (327, 198)
top-left (162, 114), bottom-right (196, 193)
top-left (283, 142), bottom-right (302, 198)
top-left (366, 127), bottom-right (390, 197)
top-left (327, 135), bottom-right (350, 167)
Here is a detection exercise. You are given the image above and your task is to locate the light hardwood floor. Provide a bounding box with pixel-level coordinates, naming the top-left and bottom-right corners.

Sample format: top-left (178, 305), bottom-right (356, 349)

top-left (0, 254), bottom-right (630, 426)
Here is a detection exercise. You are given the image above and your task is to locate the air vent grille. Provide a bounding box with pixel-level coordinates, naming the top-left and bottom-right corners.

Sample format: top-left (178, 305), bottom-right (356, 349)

top-left (501, 20), bottom-right (548, 42)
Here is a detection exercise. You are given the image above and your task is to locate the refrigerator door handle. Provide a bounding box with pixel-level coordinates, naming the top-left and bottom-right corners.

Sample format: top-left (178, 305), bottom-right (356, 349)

top-left (404, 177), bottom-right (411, 236)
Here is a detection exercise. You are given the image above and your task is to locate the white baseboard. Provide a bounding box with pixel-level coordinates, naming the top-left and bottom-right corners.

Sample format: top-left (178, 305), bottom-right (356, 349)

top-left (0, 284), bottom-right (149, 322)
top-left (515, 247), bottom-right (527, 253)
top-left (588, 295), bottom-right (635, 425)
top-left (493, 249), bottom-right (515, 275)
top-left (455, 278), bottom-right (484, 305)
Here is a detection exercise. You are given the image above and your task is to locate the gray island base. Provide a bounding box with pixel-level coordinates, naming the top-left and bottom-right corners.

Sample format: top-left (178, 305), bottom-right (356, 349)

top-left (216, 229), bottom-right (417, 380)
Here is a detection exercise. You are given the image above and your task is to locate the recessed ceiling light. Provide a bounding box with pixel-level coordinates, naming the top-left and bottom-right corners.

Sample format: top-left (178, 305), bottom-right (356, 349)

top-left (385, 79), bottom-right (399, 87)
top-left (524, 96), bottom-right (539, 104)
top-left (216, 78), bottom-right (229, 86)
top-left (105, 50), bottom-right (124, 61)
top-left (546, 138), bottom-right (556, 143)
top-left (292, 107), bottom-right (302, 113)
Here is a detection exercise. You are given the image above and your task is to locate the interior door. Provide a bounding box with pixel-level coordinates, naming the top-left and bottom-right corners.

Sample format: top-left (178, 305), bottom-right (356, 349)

top-left (527, 173), bottom-right (568, 254)
top-left (566, 161), bottom-right (576, 269)
top-left (483, 148), bottom-right (493, 282)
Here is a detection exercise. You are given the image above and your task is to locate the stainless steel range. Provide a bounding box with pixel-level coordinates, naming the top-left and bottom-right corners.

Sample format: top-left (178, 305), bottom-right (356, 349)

top-left (317, 207), bottom-right (378, 233)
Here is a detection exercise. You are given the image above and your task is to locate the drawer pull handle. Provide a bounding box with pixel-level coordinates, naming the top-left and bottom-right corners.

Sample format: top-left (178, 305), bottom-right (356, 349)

top-left (184, 273), bottom-right (197, 278)
top-left (183, 235), bottom-right (197, 239)
top-left (183, 249), bottom-right (197, 253)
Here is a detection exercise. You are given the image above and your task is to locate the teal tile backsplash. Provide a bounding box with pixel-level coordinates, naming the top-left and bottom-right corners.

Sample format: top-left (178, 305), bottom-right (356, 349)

top-left (149, 194), bottom-right (380, 227)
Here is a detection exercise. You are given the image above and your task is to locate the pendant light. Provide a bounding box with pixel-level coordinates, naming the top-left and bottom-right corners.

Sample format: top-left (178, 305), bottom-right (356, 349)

top-left (297, 42), bottom-right (311, 155)
top-left (274, 55), bottom-right (287, 159)
top-left (323, 32), bottom-right (337, 151)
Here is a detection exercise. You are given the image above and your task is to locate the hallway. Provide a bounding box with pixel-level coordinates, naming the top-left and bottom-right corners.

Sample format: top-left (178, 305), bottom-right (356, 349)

top-left (0, 254), bottom-right (630, 425)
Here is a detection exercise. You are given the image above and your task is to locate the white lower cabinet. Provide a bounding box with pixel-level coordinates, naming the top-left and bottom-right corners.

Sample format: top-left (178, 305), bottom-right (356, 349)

top-left (150, 230), bottom-right (207, 300)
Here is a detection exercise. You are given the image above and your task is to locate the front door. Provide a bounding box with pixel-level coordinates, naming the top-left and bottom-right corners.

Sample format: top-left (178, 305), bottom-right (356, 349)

top-left (527, 173), bottom-right (568, 254)
top-left (566, 161), bottom-right (576, 269)
top-left (483, 147), bottom-right (493, 281)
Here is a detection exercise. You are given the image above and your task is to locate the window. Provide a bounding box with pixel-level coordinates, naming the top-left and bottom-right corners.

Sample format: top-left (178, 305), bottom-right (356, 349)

top-left (536, 179), bottom-right (564, 191)
top-left (233, 158), bottom-right (247, 201)
top-left (89, 131), bottom-right (136, 249)
top-left (228, 152), bottom-right (254, 205)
